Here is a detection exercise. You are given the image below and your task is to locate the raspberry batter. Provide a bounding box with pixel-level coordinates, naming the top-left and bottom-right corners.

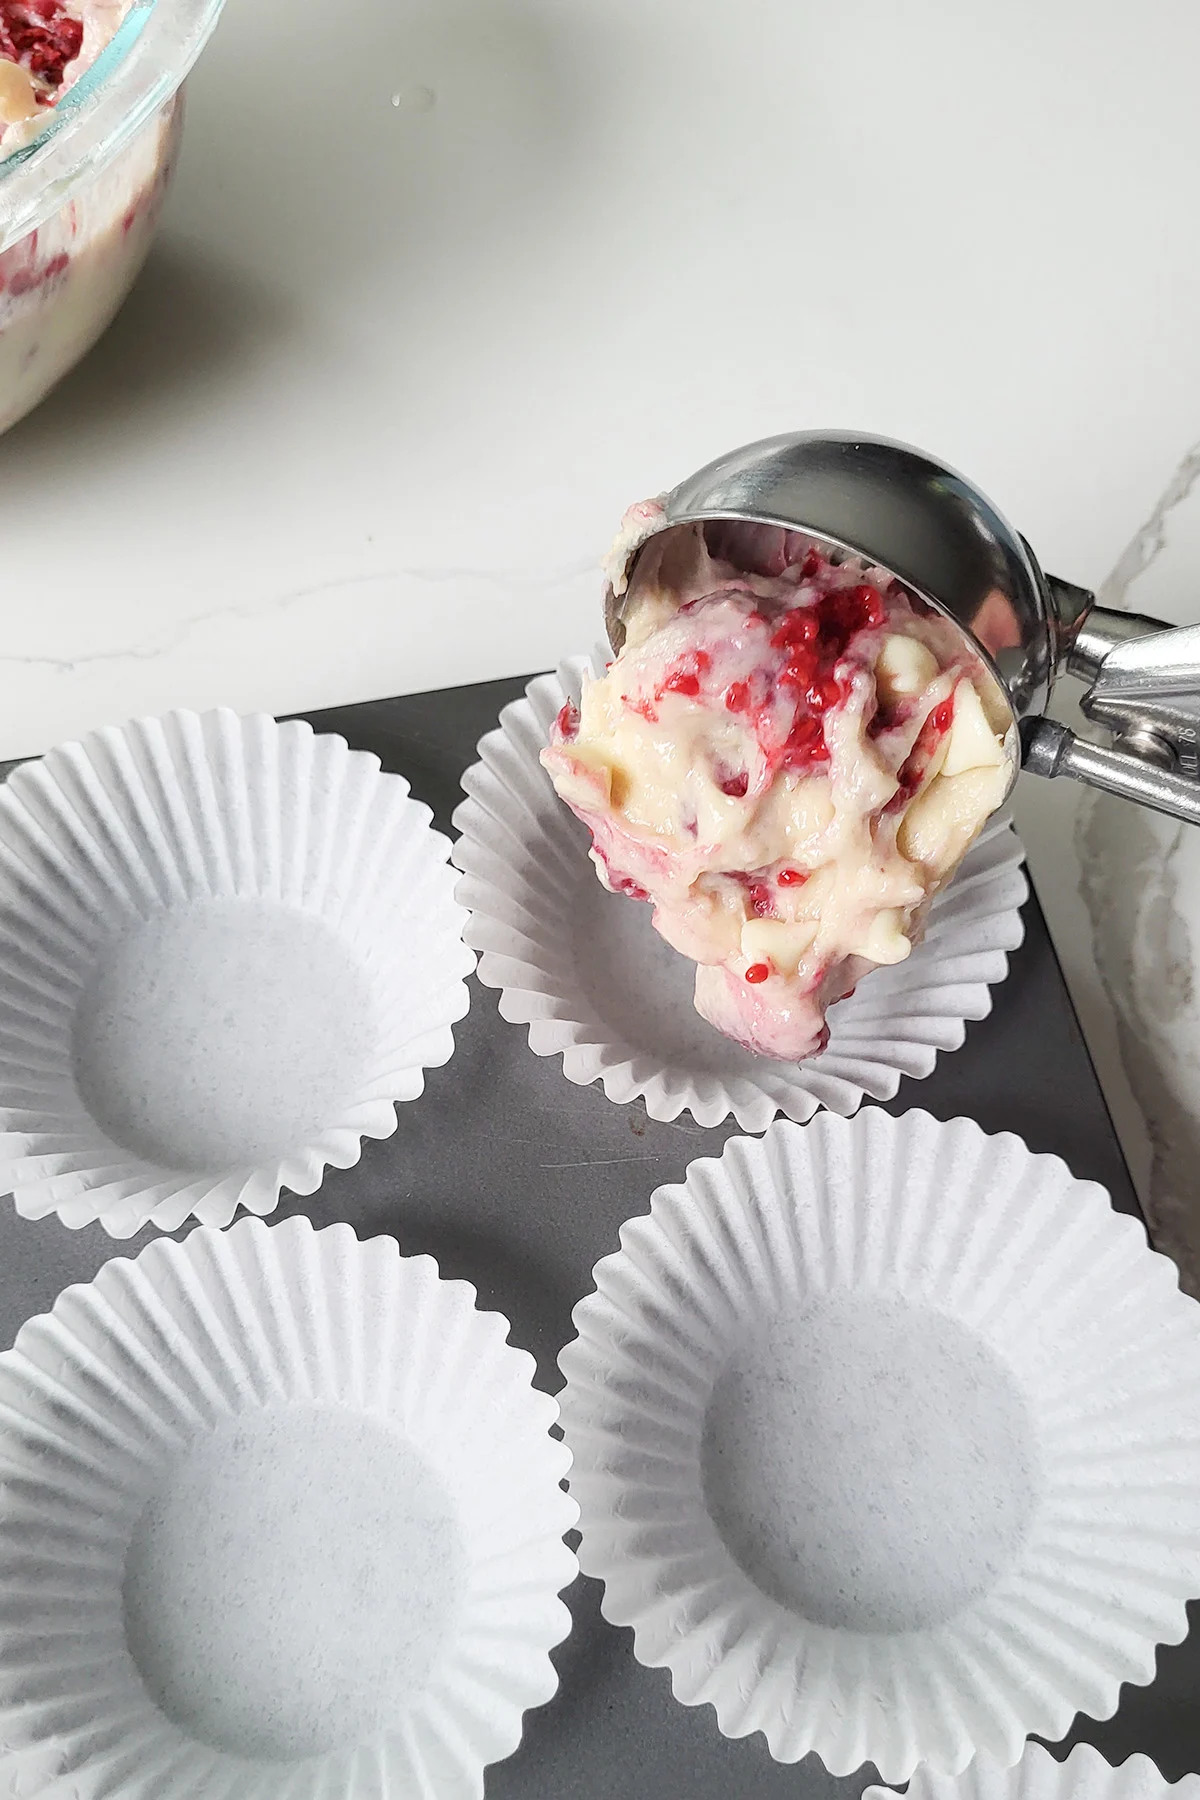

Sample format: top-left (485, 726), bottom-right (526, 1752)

top-left (543, 510), bottom-right (1013, 1061)
top-left (0, 0), bottom-right (173, 439)
top-left (0, 0), bottom-right (124, 140)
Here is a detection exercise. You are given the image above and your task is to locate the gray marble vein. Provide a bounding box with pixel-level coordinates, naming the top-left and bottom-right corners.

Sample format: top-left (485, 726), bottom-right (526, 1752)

top-left (0, 559), bottom-right (597, 675)
top-left (1078, 438), bottom-right (1200, 1292)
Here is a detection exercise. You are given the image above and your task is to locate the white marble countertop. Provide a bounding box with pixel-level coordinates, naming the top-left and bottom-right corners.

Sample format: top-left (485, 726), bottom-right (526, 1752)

top-left (1, 0), bottom-right (1198, 1271)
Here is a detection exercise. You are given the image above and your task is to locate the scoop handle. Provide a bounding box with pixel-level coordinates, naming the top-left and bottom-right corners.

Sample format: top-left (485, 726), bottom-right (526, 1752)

top-left (1022, 717), bottom-right (1200, 827)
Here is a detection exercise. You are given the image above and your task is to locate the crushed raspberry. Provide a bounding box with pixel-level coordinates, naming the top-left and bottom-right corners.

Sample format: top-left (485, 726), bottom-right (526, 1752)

top-left (782, 714), bottom-right (829, 770)
top-left (771, 578), bottom-right (883, 696)
top-left (805, 674), bottom-right (844, 713)
top-left (777, 646), bottom-right (820, 690)
top-left (853, 582), bottom-right (885, 622)
top-left (777, 867), bottom-right (808, 887)
top-left (0, 0), bottom-right (83, 88)
top-left (885, 692), bottom-right (956, 814)
top-left (755, 576), bottom-right (888, 777)
top-left (884, 776), bottom-right (913, 816)
top-left (655, 650), bottom-right (711, 704)
top-left (744, 962), bottom-right (770, 984)
top-left (820, 582), bottom-right (885, 653)
top-left (771, 609), bottom-right (820, 652)
top-left (555, 700), bottom-right (580, 742)
top-left (730, 873), bottom-right (777, 918)
top-left (661, 562), bottom-right (885, 788)
top-left (746, 879), bottom-right (775, 919)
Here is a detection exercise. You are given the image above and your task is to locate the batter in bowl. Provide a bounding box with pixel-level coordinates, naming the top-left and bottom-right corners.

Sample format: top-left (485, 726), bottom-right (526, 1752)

top-left (0, 0), bottom-right (180, 436)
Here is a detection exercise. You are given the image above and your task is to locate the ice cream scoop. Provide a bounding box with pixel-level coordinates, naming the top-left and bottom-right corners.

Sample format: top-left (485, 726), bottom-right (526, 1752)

top-left (545, 515), bottom-right (1011, 1058)
top-left (606, 431), bottom-right (1200, 829)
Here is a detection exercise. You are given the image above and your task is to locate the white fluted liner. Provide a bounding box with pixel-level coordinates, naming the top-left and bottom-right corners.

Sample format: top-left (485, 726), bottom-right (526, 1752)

top-left (0, 1215), bottom-right (577, 1799)
top-left (0, 709), bottom-right (474, 1235)
top-left (559, 1110), bottom-right (1200, 1781)
top-left (452, 656), bottom-right (1027, 1130)
top-left (866, 1741), bottom-right (1200, 1800)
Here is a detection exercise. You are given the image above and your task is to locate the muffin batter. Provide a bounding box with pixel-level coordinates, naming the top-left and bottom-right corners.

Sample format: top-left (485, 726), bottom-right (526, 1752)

top-left (0, 0), bottom-right (176, 437)
top-left (542, 510), bottom-right (1013, 1060)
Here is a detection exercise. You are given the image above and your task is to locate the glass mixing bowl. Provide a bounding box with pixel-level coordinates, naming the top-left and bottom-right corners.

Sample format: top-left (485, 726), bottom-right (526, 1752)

top-left (0, 0), bottom-right (224, 434)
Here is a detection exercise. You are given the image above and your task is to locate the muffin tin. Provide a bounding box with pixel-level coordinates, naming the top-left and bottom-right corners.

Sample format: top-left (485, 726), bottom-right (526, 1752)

top-left (0, 674), bottom-right (1195, 1798)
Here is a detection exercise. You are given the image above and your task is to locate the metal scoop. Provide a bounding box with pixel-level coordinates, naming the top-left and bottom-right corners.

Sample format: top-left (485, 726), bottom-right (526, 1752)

top-left (604, 430), bottom-right (1200, 827)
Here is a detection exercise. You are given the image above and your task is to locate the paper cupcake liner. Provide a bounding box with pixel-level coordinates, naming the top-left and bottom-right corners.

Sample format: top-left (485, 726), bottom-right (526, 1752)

top-left (452, 655), bottom-right (1027, 1131)
top-left (0, 1215), bottom-right (577, 1800)
top-left (866, 1742), bottom-right (1200, 1800)
top-left (558, 1109), bottom-right (1200, 1781)
top-left (0, 708), bottom-right (475, 1235)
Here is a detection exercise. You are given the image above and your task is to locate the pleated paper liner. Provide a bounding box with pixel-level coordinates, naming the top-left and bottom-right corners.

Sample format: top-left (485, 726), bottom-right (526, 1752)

top-left (865, 1741), bottom-right (1200, 1800)
top-left (0, 1216), bottom-right (577, 1799)
top-left (0, 708), bottom-right (475, 1235)
top-left (452, 655), bottom-right (1027, 1131)
top-left (559, 1110), bottom-right (1200, 1781)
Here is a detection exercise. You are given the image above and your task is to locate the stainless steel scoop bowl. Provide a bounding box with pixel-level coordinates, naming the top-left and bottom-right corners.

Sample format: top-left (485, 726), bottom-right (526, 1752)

top-left (605, 430), bottom-right (1200, 827)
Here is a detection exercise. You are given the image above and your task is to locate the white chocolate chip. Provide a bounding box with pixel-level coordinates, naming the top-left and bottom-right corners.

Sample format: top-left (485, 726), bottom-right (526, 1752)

top-left (0, 59), bottom-right (41, 125)
top-left (740, 915), bottom-right (819, 976)
top-left (875, 633), bottom-right (939, 702)
top-left (898, 766), bottom-right (1009, 873)
top-left (851, 907), bottom-right (912, 966)
top-left (941, 683), bottom-right (1007, 777)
